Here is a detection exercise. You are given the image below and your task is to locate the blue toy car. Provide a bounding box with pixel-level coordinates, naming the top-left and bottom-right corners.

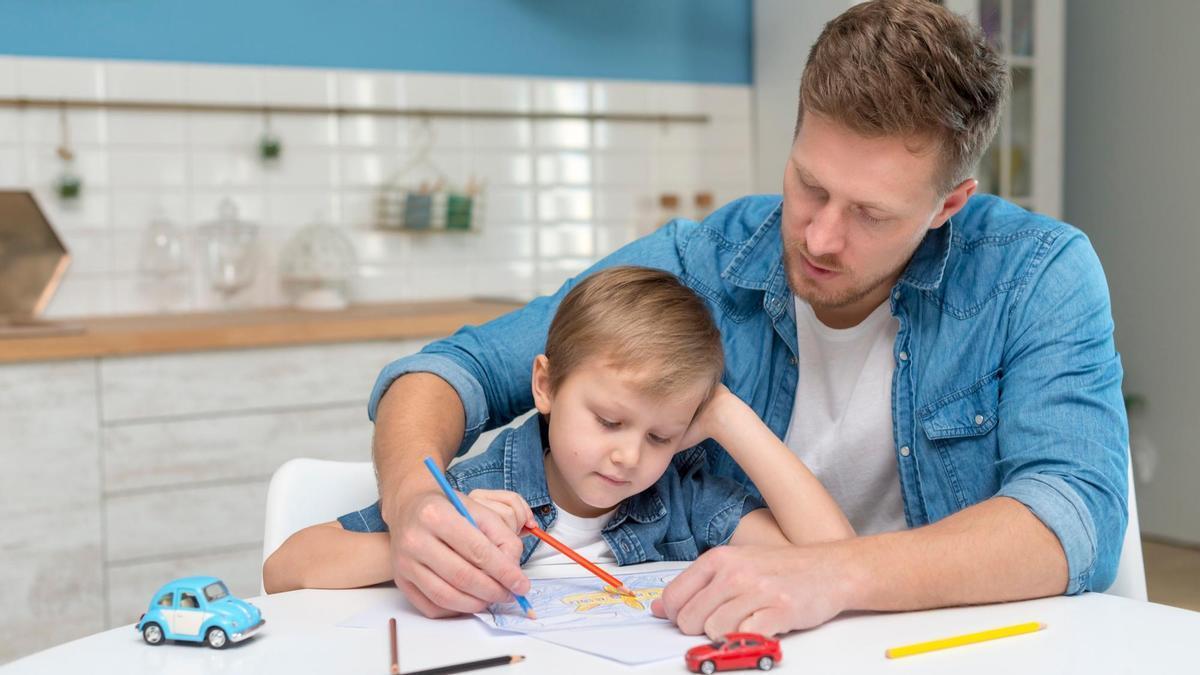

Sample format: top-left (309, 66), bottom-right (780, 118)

top-left (136, 576), bottom-right (264, 649)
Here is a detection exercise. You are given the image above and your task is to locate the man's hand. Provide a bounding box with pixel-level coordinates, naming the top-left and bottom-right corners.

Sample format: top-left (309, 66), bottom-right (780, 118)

top-left (384, 488), bottom-right (532, 618)
top-left (650, 544), bottom-right (853, 639)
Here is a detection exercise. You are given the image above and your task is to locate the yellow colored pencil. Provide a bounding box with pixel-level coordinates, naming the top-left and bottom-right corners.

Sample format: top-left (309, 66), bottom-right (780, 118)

top-left (884, 621), bottom-right (1046, 659)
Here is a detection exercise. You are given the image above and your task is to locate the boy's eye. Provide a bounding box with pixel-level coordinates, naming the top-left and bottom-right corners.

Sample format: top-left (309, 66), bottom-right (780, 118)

top-left (856, 206), bottom-right (887, 225)
top-left (596, 415), bottom-right (619, 429)
top-left (648, 434), bottom-right (671, 445)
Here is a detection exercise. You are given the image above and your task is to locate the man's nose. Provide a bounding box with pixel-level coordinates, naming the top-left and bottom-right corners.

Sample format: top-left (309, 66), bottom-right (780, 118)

top-left (806, 204), bottom-right (846, 257)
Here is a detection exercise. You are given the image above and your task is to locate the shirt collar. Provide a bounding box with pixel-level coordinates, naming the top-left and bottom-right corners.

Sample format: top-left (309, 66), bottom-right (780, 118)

top-left (607, 479), bottom-right (667, 528)
top-left (501, 414), bottom-right (553, 510)
top-left (897, 216), bottom-right (953, 291)
top-left (722, 199), bottom-right (786, 292)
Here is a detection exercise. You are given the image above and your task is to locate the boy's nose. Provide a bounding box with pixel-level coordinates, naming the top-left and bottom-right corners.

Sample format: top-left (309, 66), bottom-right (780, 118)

top-left (610, 439), bottom-right (640, 468)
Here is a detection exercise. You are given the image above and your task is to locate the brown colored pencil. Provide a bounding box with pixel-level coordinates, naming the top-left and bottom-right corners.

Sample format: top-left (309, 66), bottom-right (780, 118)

top-left (389, 617), bottom-right (399, 675)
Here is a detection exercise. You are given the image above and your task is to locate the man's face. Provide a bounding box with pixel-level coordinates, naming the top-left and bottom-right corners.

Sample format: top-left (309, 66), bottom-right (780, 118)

top-left (781, 113), bottom-right (972, 326)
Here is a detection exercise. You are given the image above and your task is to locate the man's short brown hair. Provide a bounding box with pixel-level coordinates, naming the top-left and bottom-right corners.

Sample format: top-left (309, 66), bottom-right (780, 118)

top-left (797, 0), bottom-right (1009, 194)
top-left (544, 266), bottom-right (723, 398)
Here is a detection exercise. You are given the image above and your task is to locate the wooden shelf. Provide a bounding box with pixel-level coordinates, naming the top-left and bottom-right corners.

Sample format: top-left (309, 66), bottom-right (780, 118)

top-left (0, 299), bottom-right (522, 364)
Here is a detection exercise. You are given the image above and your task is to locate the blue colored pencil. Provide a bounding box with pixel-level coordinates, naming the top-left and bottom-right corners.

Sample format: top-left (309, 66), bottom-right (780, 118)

top-left (422, 456), bottom-right (535, 618)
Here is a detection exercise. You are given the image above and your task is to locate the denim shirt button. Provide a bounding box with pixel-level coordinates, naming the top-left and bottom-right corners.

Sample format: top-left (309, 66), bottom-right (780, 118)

top-left (538, 505), bottom-right (551, 516)
top-left (893, 290), bottom-right (901, 300)
top-left (900, 445), bottom-right (911, 457)
top-left (788, 355), bottom-right (797, 366)
top-left (899, 351), bottom-right (909, 361)
top-left (974, 414), bottom-right (985, 425)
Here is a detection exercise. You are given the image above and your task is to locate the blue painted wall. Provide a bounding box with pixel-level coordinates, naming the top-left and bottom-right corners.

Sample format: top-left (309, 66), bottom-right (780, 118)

top-left (0, 0), bottom-right (752, 84)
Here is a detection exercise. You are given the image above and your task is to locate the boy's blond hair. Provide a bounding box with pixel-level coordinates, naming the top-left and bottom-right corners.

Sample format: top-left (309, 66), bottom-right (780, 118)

top-left (544, 266), bottom-right (723, 398)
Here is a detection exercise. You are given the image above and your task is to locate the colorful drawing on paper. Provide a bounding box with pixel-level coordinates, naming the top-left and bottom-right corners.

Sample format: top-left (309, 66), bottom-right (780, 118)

top-left (476, 569), bottom-right (681, 633)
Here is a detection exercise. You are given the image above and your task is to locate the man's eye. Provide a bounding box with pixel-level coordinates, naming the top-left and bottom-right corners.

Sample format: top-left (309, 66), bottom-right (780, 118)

top-left (596, 416), bottom-right (619, 429)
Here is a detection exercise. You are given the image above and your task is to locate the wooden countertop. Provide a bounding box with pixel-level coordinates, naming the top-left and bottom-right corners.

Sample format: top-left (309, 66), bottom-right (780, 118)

top-left (0, 299), bottom-right (522, 364)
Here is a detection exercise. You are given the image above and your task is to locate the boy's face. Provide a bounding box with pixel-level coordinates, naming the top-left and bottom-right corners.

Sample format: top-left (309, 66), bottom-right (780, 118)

top-left (532, 355), bottom-right (710, 519)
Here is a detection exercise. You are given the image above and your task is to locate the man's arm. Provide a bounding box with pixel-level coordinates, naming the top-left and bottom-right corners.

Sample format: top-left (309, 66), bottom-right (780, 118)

top-left (372, 373), bottom-right (530, 616)
top-left (653, 496), bottom-right (1066, 638)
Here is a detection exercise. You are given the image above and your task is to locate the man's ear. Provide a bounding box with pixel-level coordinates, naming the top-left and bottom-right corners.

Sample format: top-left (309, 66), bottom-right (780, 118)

top-left (930, 177), bottom-right (977, 230)
top-left (531, 355), bottom-right (554, 415)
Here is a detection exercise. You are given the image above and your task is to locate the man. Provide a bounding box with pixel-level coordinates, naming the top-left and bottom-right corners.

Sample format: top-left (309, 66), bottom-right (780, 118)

top-left (367, 0), bottom-right (1128, 638)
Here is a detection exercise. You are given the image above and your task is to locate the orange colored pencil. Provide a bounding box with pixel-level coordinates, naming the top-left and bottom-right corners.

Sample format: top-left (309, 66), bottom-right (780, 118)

top-left (523, 525), bottom-right (635, 597)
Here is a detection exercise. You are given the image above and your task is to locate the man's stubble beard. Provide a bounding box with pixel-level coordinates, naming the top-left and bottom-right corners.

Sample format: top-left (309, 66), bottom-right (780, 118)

top-left (781, 238), bottom-right (917, 311)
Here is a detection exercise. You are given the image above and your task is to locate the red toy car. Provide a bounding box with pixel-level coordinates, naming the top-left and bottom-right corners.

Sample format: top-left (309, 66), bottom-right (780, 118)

top-left (685, 632), bottom-right (782, 673)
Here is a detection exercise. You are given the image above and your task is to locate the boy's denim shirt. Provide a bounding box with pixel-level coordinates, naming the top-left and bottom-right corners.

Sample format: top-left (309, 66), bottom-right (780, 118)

top-left (339, 414), bottom-right (765, 564)
top-left (367, 194), bottom-right (1129, 595)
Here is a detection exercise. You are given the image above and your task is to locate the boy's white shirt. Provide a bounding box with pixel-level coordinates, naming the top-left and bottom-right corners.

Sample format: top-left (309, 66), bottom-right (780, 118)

top-left (784, 296), bottom-right (907, 535)
top-left (524, 503), bottom-right (618, 567)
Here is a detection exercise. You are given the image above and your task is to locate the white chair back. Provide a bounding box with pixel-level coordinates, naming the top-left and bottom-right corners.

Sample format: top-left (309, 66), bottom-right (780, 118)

top-left (1105, 461), bottom-right (1147, 601)
top-left (261, 458), bottom-right (379, 587)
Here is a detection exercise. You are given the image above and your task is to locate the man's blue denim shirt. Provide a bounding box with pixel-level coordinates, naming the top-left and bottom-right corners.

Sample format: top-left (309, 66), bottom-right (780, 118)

top-left (340, 414), bottom-right (765, 564)
top-left (368, 194), bottom-right (1129, 594)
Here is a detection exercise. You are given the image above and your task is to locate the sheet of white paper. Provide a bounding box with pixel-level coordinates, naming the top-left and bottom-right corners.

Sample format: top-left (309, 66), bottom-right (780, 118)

top-left (530, 621), bottom-right (703, 665)
top-left (337, 591), bottom-right (514, 639)
top-left (338, 562), bottom-right (693, 666)
top-left (475, 567), bottom-right (684, 634)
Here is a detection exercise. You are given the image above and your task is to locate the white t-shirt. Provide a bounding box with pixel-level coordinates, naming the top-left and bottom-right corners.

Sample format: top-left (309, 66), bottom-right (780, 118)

top-left (524, 504), bottom-right (618, 567)
top-left (783, 296), bottom-right (907, 535)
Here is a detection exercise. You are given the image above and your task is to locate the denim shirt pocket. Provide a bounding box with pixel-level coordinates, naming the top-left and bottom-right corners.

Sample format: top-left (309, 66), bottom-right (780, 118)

top-left (918, 371), bottom-right (1002, 514)
top-left (919, 370), bottom-right (1001, 441)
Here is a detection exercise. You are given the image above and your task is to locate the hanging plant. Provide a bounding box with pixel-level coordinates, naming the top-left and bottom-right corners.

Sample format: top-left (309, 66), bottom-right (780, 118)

top-left (56, 106), bottom-right (82, 200)
top-left (259, 110), bottom-right (282, 162)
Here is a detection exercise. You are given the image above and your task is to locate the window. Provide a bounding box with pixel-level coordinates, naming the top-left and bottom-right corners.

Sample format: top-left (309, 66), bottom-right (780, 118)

top-left (157, 593), bottom-right (173, 607)
top-left (180, 592), bottom-right (200, 609)
top-left (203, 582), bottom-right (230, 602)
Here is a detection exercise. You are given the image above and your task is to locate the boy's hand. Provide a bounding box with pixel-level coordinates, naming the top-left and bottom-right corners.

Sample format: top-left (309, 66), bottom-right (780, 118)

top-left (467, 489), bottom-right (537, 535)
top-left (679, 384), bottom-right (743, 449)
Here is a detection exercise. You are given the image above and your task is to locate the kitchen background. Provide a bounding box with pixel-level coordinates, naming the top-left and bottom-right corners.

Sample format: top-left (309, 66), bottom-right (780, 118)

top-left (2, 0), bottom-right (1198, 666)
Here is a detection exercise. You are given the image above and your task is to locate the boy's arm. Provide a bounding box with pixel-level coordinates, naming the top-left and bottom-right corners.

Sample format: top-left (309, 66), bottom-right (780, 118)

top-left (702, 386), bottom-right (854, 545)
top-left (728, 509), bottom-right (790, 546)
top-left (262, 521), bottom-right (393, 594)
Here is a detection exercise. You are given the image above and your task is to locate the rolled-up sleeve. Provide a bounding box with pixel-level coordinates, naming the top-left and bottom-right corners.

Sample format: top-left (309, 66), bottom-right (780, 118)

top-left (367, 353), bottom-right (491, 453)
top-left (997, 231), bottom-right (1128, 595)
top-left (997, 473), bottom-right (1102, 595)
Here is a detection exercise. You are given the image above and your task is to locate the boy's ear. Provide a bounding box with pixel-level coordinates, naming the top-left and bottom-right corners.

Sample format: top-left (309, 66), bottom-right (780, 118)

top-left (531, 355), bottom-right (553, 415)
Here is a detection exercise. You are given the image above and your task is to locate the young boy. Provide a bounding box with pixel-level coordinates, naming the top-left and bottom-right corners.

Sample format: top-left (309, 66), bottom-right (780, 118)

top-left (263, 266), bottom-right (852, 594)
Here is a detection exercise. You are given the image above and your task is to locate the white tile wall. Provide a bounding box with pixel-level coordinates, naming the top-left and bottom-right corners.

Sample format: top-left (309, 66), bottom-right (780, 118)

top-left (0, 55), bottom-right (754, 318)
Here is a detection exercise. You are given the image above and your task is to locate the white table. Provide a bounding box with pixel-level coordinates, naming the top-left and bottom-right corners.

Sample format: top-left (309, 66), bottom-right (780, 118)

top-left (4, 589), bottom-right (1197, 674)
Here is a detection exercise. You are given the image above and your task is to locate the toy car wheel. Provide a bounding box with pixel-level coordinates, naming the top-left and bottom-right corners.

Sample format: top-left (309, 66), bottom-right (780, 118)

top-left (757, 655), bottom-right (774, 670)
top-left (700, 660), bottom-right (717, 674)
top-left (141, 622), bottom-right (164, 646)
top-left (206, 626), bottom-right (228, 649)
